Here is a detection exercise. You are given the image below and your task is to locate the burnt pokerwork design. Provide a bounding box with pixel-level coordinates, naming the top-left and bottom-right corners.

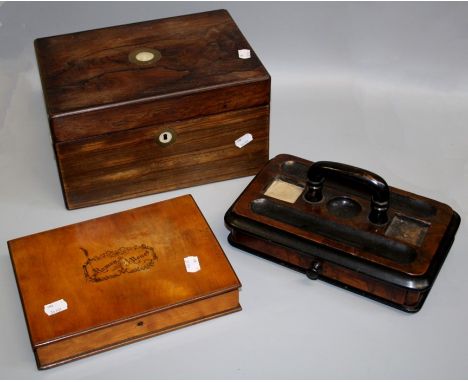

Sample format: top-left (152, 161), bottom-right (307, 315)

top-left (81, 244), bottom-right (157, 282)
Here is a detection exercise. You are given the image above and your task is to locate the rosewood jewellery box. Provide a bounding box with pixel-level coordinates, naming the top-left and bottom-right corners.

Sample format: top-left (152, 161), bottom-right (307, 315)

top-left (34, 10), bottom-right (270, 209)
top-left (8, 195), bottom-right (241, 369)
top-left (225, 154), bottom-right (460, 312)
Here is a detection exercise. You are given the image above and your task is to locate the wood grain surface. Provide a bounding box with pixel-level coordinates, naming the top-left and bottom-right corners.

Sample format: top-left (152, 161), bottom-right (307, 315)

top-left (56, 106), bottom-right (269, 209)
top-left (35, 290), bottom-right (240, 369)
top-left (225, 154), bottom-right (459, 311)
top-left (34, 9), bottom-right (270, 139)
top-left (35, 9), bottom-right (270, 208)
top-left (49, 80), bottom-right (270, 142)
top-left (230, 154), bottom-right (455, 276)
top-left (229, 229), bottom-right (420, 309)
top-left (9, 195), bottom-right (241, 369)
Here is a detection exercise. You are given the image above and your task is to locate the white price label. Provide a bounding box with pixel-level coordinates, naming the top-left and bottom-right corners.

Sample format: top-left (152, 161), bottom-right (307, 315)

top-left (44, 299), bottom-right (68, 316)
top-left (235, 133), bottom-right (253, 148)
top-left (184, 256), bottom-right (201, 273)
top-left (238, 49), bottom-right (251, 59)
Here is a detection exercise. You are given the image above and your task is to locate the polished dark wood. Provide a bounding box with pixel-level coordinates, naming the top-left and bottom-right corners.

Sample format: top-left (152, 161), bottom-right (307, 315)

top-left (225, 154), bottom-right (460, 312)
top-left (34, 10), bottom-right (270, 208)
top-left (34, 9), bottom-right (270, 123)
top-left (49, 81), bottom-right (270, 142)
top-left (229, 230), bottom-right (419, 308)
top-left (9, 195), bottom-right (241, 369)
top-left (56, 106), bottom-right (269, 209)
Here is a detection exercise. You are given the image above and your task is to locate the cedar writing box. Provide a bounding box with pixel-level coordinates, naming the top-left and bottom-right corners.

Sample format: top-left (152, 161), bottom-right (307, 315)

top-left (225, 154), bottom-right (460, 312)
top-left (9, 195), bottom-right (241, 369)
top-left (34, 10), bottom-right (270, 209)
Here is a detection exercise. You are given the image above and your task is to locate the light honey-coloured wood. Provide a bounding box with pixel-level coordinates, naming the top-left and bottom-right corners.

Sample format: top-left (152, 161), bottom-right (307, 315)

top-left (36, 290), bottom-right (240, 368)
top-left (9, 195), bottom-right (241, 369)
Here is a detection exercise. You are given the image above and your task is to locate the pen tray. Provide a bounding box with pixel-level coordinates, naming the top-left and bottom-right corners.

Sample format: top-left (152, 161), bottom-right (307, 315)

top-left (225, 154), bottom-right (460, 312)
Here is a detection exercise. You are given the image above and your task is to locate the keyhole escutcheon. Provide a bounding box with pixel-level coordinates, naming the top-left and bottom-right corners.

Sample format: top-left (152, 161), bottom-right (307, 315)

top-left (157, 129), bottom-right (176, 147)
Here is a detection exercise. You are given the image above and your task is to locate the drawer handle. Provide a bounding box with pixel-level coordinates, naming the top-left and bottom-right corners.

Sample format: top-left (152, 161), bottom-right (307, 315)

top-left (306, 261), bottom-right (322, 280)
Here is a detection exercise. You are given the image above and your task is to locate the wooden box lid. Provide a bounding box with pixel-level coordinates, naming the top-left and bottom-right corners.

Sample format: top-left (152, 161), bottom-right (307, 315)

top-left (34, 10), bottom-right (270, 141)
top-left (9, 195), bottom-right (241, 349)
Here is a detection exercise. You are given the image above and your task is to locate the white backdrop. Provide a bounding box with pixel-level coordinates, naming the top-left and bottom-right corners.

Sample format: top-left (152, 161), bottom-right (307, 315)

top-left (1, 2), bottom-right (467, 378)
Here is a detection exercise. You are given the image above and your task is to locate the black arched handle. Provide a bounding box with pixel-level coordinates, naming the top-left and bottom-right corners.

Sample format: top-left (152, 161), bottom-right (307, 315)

top-left (305, 161), bottom-right (390, 225)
